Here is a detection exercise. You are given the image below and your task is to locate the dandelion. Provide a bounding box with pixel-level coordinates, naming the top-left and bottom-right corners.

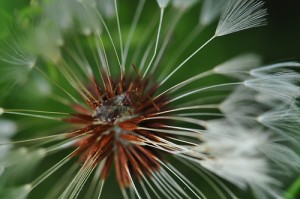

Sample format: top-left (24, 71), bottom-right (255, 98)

top-left (0, 0), bottom-right (299, 199)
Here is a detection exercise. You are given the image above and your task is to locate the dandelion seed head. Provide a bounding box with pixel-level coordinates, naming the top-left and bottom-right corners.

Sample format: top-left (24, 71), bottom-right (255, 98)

top-left (0, 0), bottom-right (299, 198)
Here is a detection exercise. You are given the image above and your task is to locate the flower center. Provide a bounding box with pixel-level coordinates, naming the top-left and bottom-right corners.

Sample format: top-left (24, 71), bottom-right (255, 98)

top-left (94, 92), bottom-right (134, 124)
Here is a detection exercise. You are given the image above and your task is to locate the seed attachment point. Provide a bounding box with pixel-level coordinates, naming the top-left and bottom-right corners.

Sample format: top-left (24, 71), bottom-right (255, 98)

top-left (156, 0), bottom-right (170, 8)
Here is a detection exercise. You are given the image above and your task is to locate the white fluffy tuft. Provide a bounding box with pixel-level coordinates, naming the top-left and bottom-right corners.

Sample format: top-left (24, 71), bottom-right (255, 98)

top-left (198, 119), bottom-right (291, 198)
top-left (258, 105), bottom-right (300, 141)
top-left (250, 62), bottom-right (300, 77)
top-left (214, 53), bottom-right (262, 80)
top-left (215, 0), bottom-right (267, 36)
top-left (200, 120), bottom-right (280, 194)
top-left (220, 86), bottom-right (263, 122)
top-left (245, 71), bottom-right (300, 104)
top-left (201, 156), bottom-right (274, 189)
